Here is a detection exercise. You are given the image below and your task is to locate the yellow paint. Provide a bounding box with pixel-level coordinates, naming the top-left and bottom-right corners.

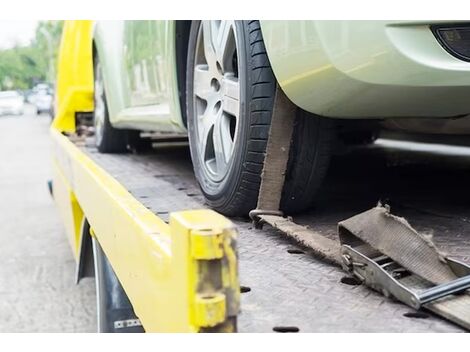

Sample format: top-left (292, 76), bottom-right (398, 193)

top-left (190, 229), bottom-right (225, 260)
top-left (52, 160), bottom-right (84, 258)
top-left (194, 294), bottom-right (226, 327)
top-left (53, 20), bottom-right (94, 133)
top-left (170, 210), bottom-right (239, 331)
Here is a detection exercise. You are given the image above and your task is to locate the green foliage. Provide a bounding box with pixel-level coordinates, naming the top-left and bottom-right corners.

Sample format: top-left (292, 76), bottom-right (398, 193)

top-left (0, 21), bottom-right (63, 90)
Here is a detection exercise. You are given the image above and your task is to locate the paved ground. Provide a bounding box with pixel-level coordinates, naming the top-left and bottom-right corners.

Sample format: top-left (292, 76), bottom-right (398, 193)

top-left (0, 107), bottom-right (96, 332)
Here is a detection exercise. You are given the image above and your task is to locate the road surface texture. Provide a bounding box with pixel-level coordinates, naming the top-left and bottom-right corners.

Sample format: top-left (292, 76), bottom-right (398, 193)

top-left (1, 105), bottom-right (469, 332)
top-left (0, 107), bottom-right (96, 332)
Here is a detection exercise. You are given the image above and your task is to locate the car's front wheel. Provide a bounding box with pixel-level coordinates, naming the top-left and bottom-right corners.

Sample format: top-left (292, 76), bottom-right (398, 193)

top-left (187, 20), bottom-right (333, 216)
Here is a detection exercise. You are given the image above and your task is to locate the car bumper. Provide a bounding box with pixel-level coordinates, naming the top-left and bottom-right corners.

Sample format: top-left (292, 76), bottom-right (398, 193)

top-left (260, 20), bottom-right (470, 119)
top-left (36, 103), bottom-right (52, 111)
top-left (0, 107), bottom-right (23, 115)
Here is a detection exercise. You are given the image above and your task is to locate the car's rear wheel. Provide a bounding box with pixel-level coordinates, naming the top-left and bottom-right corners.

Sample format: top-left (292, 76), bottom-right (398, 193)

top-left (93, 56), bottom-right (129, 153)
top-left (187, 20), bottom-right (333, 216)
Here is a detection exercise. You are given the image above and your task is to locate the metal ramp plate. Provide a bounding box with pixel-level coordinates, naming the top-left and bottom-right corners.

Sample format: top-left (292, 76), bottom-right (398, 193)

top-left (80, 138), bottom-right (469, 332)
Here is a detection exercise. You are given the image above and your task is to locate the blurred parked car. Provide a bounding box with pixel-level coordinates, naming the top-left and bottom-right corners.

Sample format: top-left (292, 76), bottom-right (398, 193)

top-left (34, 89), bottom-right (53, 115)
top-left (0, 91), bottom-right (25, 116)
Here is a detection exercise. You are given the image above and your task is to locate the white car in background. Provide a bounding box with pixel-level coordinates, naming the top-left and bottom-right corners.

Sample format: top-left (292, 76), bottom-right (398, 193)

top-left (34, 89), bottom-right (53, 115)
top-left (0, 91), bottom-right (24, 116)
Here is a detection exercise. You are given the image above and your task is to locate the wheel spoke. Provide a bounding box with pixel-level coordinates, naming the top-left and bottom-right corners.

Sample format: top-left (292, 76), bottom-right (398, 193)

top-left (220, 114), bottom-right (234, 163)
top-left (198, 106), bottom-right (217, 155)
top-left (222, 76), bottom-right (240, 117)
top-left (202, 21), bottom-right (217, 67)
top-left (212, 112), bottom-right (233, 174)
top-left (94, 63), bottom-right (104, 97)
top-left (199, 123), bottom-right (211, 162)
top-left (194, 65), bottom-right (212, 100)
top-left (215, 21), bottom-right (235, 70)
top-left (94, 80), bottom-right (105, 120)
top-left (95, 103), bottom-right (104, 119)
top-left (212, 117), bottom-right (226, 174)
top-left (95, 80), bottom-right (103, 98)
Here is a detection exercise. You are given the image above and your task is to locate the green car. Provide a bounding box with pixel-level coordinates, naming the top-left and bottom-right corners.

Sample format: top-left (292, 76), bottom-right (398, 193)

top-left (92, 20), bottom-right (470, 215)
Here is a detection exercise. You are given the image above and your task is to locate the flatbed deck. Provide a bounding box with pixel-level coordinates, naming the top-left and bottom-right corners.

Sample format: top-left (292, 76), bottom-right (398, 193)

top-left (78, 135), bottom-right (470, 332)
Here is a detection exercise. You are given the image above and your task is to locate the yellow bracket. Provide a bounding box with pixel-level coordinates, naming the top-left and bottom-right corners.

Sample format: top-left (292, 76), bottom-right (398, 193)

top-left (194, 294), bottom-right (226, 327)
top-left (171, 210), bottom-right (240, 332)
top-left (191, 229), bottom-right (225, 260)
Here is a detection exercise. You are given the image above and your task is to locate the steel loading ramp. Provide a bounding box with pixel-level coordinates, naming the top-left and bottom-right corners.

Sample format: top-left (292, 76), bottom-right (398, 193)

top-left (64, 131), bottom-right (468, 332)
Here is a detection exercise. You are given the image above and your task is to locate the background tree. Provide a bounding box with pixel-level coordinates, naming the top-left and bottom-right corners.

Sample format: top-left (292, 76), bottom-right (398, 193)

top-left (0, 21), bottom-right (63, 90)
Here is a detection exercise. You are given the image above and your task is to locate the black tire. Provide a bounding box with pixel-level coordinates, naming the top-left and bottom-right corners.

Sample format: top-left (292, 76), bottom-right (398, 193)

top-left (187, 20), bottom-right (333, 216)
top-left (93, 55), bottom-right (128, 153)
top-left (126, 131), bottom-right (153, 153)
top-left (281, 110), bottom-right (334, 213)
top-left (91, 231), bottom-right (144, 333)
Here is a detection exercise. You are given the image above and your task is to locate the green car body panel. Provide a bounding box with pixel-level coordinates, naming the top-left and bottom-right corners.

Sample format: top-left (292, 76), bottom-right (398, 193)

top-left (260, 20), bottom-right (470, 119)
top-left (93, 20), bottom-right (185, 133)
top-left (93, 20), bottom-right (470, 134)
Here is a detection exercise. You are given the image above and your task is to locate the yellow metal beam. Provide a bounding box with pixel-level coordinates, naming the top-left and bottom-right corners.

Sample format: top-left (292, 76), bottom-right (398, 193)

top-left (51, 130), bottom-right (239, 331)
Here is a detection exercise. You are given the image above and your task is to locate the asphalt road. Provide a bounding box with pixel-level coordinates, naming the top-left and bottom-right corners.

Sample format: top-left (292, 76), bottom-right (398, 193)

top-left (0, 106), bottom-right (96, 332)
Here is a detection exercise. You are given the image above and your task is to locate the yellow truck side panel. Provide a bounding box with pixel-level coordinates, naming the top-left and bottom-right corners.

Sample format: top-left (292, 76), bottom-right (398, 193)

top-left (51, 161), bottom-right (84, 258)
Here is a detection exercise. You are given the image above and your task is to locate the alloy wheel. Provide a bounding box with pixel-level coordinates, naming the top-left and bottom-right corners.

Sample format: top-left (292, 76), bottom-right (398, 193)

top-left (94, 62), bottom-right (106, 147)
top-left (192, 21), bottom-right (240, 182)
